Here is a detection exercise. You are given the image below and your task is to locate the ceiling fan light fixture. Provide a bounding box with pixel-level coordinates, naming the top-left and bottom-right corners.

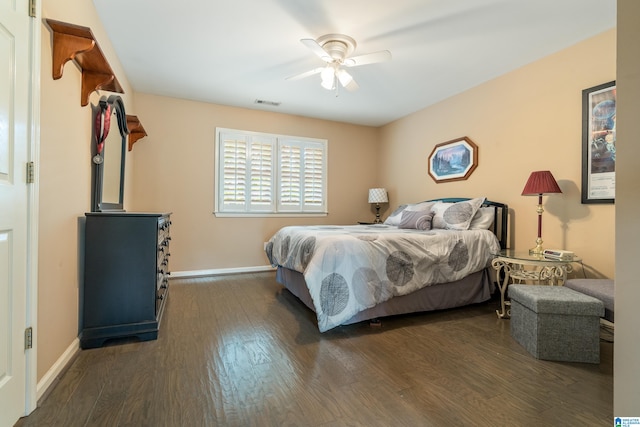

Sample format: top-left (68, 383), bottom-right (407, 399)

top-left (291, 33), bottom-right (391, 93)
top-left (320, 66), bottom-right (336, 90)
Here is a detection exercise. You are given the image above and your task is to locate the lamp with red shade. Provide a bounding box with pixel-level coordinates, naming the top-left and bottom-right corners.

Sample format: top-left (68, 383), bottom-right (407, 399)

top-left (521, 170), bottom-right (562, 255)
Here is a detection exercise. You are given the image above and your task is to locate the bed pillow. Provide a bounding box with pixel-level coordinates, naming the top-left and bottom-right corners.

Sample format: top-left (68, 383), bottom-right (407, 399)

top-left (469, 207), bottom-right (495, 230)
top-left (405, 201), bottom-right (436, 212)
top-left (399, 209), bottom-right (433, 230)
top-left (430, 202), bottom-right (452, 229)
top-left (383, 204), bottom-right (408, 226)
top-left (383, 201), bottom-right (436, 226)
top-left (431, 197), bottom-right (485, 230)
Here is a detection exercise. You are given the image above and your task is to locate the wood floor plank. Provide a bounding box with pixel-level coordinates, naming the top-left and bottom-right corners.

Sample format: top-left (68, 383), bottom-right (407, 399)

top-left (16, 272), bottom-right (613, 426)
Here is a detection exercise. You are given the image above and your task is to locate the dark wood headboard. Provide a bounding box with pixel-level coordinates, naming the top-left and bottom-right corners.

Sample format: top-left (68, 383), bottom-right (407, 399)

top-left (426, 198), bottom-right (508, 249)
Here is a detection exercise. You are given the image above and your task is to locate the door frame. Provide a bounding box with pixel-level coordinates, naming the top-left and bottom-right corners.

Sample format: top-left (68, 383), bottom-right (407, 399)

top-left (24, 0), bottom-right (41, 415)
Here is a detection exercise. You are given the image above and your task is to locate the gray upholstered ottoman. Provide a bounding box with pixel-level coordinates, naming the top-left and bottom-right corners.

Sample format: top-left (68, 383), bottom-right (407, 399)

top-left (509, 285), bottom-right (604, 363)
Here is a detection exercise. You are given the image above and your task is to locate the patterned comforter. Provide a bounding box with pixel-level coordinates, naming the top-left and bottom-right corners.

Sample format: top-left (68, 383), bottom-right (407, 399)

top-left (266, 224), bottom-right (500, 332)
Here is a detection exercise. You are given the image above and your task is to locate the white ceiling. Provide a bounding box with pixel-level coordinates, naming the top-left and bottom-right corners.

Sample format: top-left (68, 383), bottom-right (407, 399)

top-left (92, 0), bottom-right (616, 127)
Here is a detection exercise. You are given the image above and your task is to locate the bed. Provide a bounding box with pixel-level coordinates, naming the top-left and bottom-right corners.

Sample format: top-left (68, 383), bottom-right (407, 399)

top-left (265, 197), bottom-right (508, 332)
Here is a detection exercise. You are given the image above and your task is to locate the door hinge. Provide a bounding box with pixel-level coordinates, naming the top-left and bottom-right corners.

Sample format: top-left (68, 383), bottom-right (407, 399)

top-left (25, 327), bottom-right (33, 350)
top-left (26, 161), bottom-right (35, 184)
top-left (28, 0), bottom-right (36, 17)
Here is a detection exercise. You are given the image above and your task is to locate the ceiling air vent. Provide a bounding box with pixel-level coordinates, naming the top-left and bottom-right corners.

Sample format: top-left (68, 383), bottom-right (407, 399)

top-left (254, 99), bottom-right (281, 107)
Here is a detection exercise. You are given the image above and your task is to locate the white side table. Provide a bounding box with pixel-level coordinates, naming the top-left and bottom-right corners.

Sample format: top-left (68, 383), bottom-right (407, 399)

top-left (491, 250), bottom-right (582, 319)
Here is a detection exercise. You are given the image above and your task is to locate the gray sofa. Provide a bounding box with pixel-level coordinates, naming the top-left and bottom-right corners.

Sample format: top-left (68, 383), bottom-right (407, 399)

top-left (564, 278), bottom-right (614, 322)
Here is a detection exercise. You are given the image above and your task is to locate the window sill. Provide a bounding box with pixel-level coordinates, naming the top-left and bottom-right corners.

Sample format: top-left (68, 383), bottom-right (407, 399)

top-left (213, 212), bottom-right (328, 218)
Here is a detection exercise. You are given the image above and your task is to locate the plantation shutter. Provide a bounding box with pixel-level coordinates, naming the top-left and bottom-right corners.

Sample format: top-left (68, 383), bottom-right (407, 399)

top-left (280, 144), bottom-right (301, 207)
top-left (220, 133), bottom-right (248, 211)
top-left (249, 138), bottom-right (275, 211)
top-left (278, 139), bottom-right (326, 212)
top-left (216, 128), bottom-right (326, 215)
top-left (218, 132), bottom-right (275, 212)
top-left (304, 145), bottom-right (324, 208)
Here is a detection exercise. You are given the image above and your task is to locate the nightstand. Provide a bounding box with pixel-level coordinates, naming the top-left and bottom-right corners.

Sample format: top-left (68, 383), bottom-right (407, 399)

top-left (491, 249), bottom-right (582, 319)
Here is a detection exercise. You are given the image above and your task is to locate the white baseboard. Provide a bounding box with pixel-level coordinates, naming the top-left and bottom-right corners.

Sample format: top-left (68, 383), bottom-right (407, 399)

top-left (37, 337), bottom-right (80, 402)
top-left (170, 265), bottom-right (276, 279)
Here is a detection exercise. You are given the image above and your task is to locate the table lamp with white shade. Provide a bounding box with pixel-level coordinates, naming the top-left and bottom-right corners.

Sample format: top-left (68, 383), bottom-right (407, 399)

top-left (368, 188), bottom-right (388, 223)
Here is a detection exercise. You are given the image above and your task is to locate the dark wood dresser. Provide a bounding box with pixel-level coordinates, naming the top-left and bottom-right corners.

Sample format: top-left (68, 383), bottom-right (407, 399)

top-left (81, 212), bottom-right (171, 349)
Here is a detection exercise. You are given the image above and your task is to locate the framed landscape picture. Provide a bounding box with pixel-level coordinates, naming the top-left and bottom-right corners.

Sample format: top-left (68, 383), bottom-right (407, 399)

top-left (582, 81), bottom-right (616, 204)
top-left (428, 137), bottom-right (478, 183)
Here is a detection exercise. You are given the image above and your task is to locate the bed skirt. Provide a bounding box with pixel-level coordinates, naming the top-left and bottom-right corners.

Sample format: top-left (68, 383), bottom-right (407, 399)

top-left (276, 267), bottom-right (495, 326)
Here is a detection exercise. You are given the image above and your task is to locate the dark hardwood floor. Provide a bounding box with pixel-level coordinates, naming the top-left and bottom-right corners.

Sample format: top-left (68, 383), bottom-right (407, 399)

top-left (17, 272), bottom-right (613, 426)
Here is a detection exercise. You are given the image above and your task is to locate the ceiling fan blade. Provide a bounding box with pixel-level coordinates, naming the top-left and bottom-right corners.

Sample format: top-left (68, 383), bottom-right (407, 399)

top-left (286, 67), bottom-right (324, 81)
top-left (336, 69), bottom-right (359, 92)
top-left (300, 38), bottom-right (332, 62)
top-left (344, 50), bottom-right (392, 67)
top-left (343, 78), bottom-right (359, 92)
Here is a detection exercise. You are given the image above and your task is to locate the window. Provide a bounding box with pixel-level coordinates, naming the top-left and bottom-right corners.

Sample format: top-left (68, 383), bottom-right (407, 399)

top-left (215, 128), bottom-right (327, 216)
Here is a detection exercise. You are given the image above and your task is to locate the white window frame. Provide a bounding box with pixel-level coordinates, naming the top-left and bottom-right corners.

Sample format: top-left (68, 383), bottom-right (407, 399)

top-left (214, 128), bottom-right (328, 217)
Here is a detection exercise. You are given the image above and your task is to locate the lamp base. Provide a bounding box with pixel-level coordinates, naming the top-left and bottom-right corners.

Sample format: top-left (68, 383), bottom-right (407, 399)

top-left (373, 203), bottom-right (382, 223)
top-left (529, 238), bottom-right (544, 255)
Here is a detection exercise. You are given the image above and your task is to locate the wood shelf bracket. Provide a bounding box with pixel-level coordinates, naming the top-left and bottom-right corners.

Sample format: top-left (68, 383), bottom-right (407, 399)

top-left (45, 19), bottom-right (124, 106)
top-left (126, 115), bottom-right (148, 151)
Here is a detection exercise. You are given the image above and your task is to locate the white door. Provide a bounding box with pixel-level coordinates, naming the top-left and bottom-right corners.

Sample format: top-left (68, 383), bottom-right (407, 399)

top-left (0, 0), bottom-right (31, 425)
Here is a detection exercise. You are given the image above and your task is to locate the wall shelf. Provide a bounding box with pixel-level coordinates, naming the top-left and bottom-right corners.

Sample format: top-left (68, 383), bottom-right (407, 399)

top-left (45, 19), bottom-right (124, 106)
top-left (45, 19), bottom-right (149, 149)
top-left (126, 115), bottom-right (148, 151)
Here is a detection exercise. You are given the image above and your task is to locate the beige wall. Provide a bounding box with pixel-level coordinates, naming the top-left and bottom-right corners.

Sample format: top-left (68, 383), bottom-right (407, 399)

top-left (130, 30), bottom-right (617, 279)
top-left (615, 0), bottom-right (640, 415)
top-left (130, 94), bottom-right (380, 271)
top-left (38, 0), bottom-right (136, 380)
top-left (379, 29), bottom-right (616, 279)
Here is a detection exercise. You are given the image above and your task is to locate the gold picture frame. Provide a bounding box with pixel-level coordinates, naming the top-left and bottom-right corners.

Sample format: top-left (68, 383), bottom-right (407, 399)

top-left (427, 137), bottom-right (478, 183)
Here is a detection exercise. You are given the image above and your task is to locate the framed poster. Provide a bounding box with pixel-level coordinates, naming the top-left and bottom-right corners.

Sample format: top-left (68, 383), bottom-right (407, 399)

top-left (427, 137), bottom-right (478, 183)
top-left (582, 81), bottom-right (616, 204)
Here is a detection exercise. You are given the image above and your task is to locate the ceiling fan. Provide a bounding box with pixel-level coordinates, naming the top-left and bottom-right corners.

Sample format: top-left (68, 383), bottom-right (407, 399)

top-left (287, 34), bottom-right (392, 93)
